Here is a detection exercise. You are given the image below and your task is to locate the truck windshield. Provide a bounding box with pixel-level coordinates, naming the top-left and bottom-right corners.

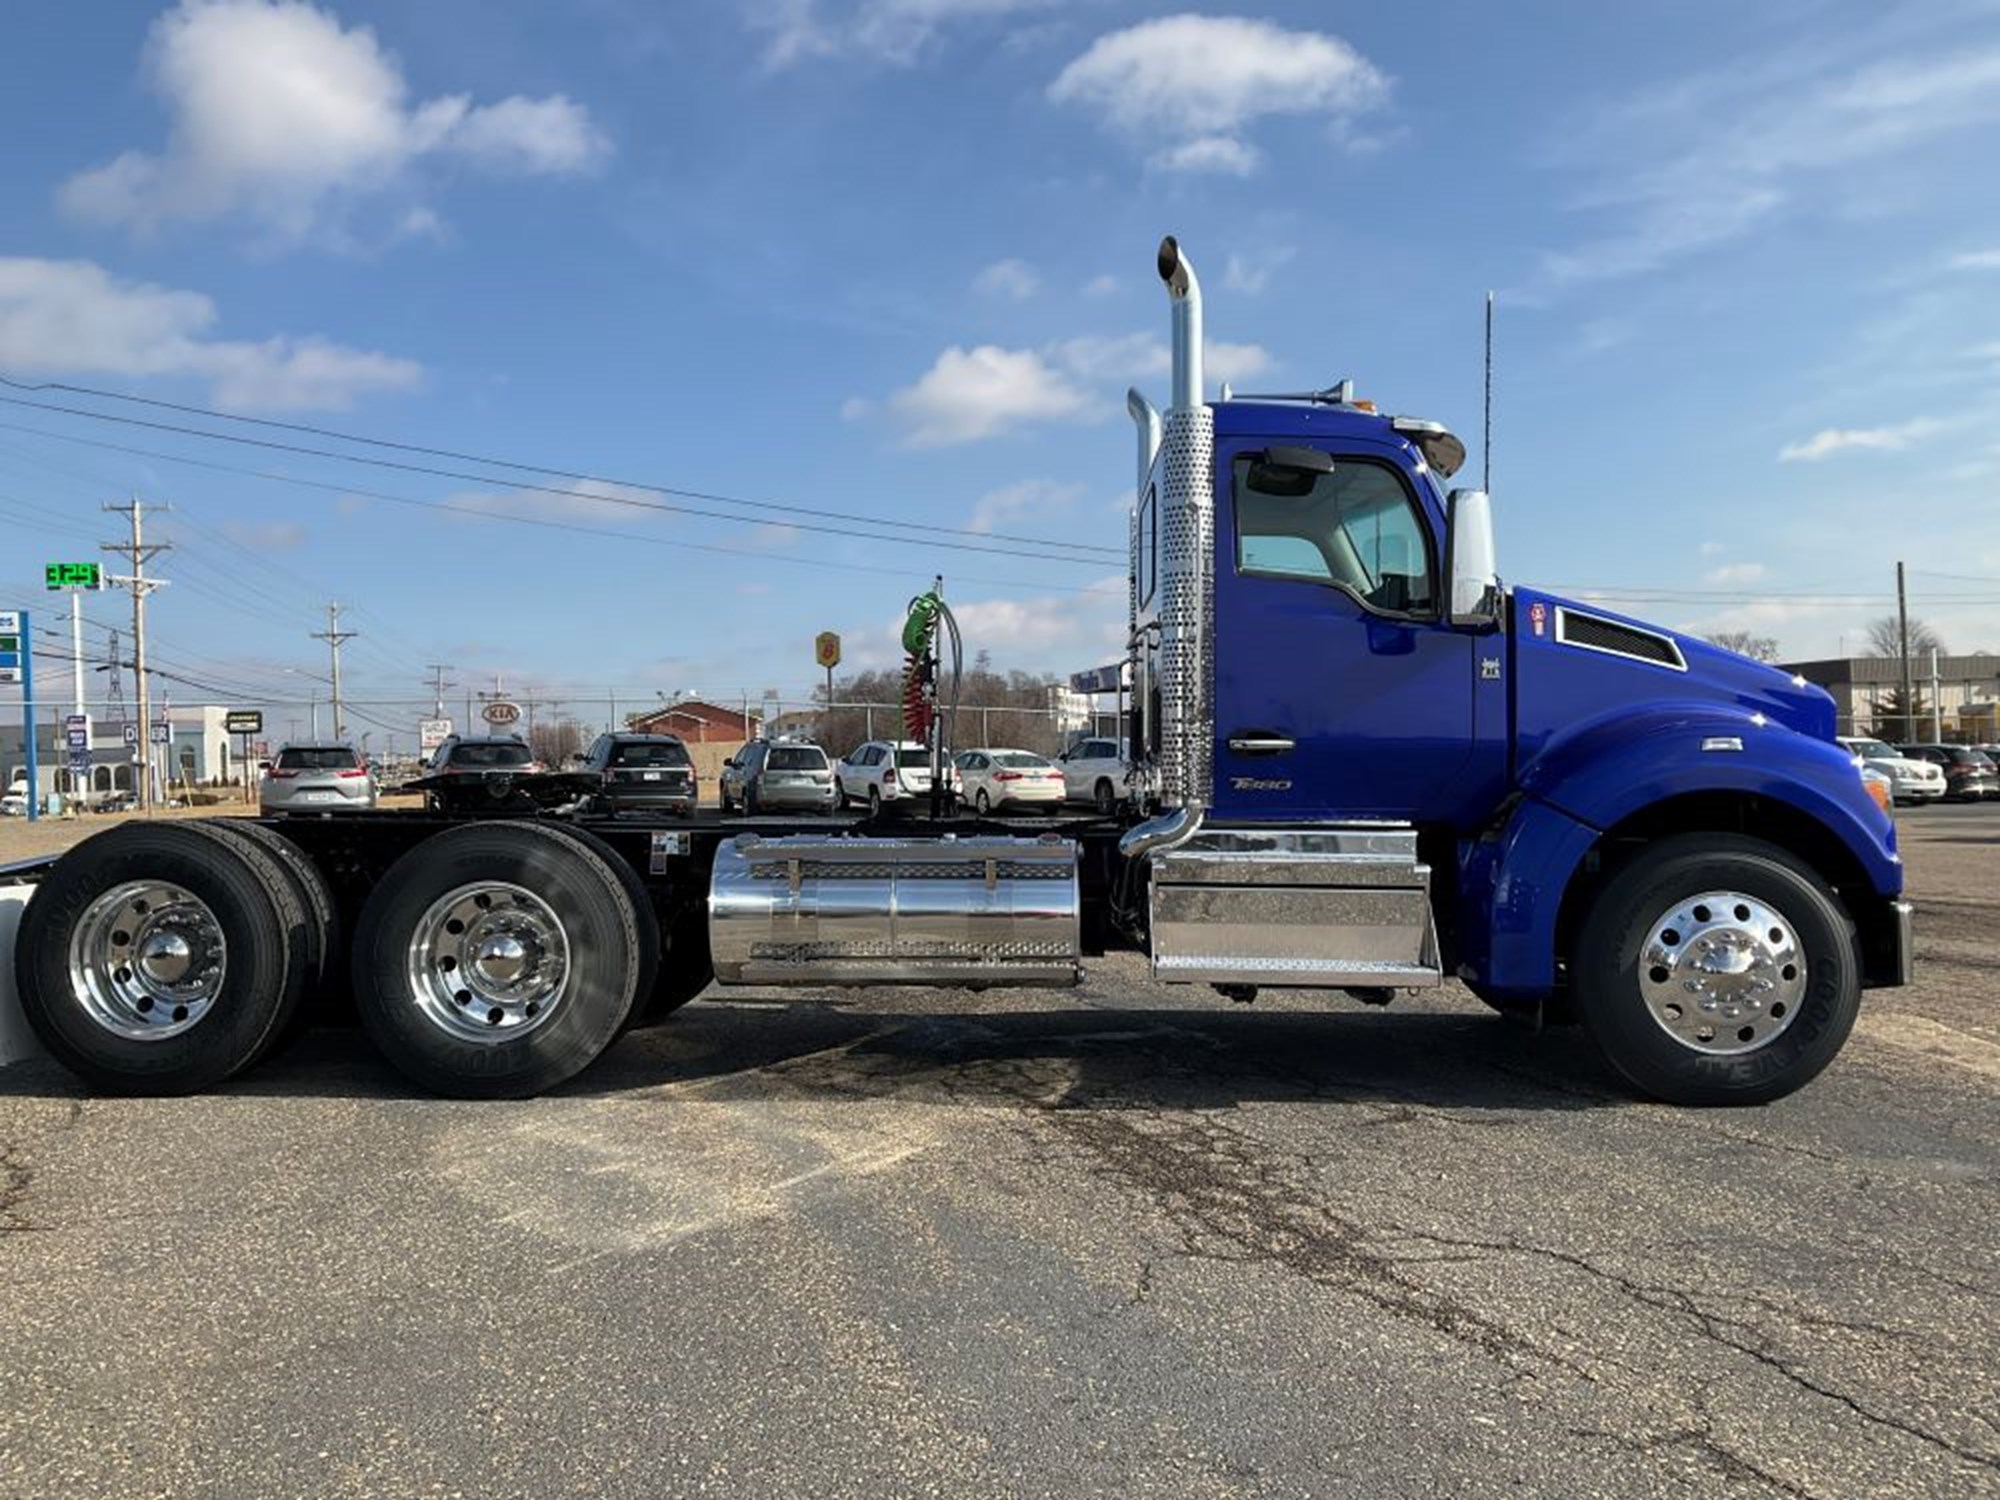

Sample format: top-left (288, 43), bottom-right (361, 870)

top-left (612, 742), bottom-right (690, 767)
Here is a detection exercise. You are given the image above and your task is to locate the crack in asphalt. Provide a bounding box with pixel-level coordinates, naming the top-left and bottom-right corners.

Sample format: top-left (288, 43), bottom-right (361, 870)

top-left (1390, 1227), bottom-right (1998, 1476)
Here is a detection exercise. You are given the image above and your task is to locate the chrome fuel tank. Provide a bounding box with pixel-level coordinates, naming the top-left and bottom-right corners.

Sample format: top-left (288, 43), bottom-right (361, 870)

top-left (708, 834), bottom-right (1081, 987)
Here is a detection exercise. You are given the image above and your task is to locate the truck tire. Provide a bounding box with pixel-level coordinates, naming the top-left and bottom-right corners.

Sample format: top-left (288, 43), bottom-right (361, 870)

top-left (352, 822), bottom-right (644, 1097)
top-left (532, 821), bottom-right (665, 1033)
top-left (206, 820), bottom-right (345, 1036)
top-left (1573, 833), bottom-right (1861, 1106)
top-left (14, 823), bottom-right (307, 1094)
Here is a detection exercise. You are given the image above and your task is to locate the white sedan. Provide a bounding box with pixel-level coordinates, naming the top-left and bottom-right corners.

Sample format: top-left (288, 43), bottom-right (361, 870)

top-left (953, 749), bottom-right (1066, 813)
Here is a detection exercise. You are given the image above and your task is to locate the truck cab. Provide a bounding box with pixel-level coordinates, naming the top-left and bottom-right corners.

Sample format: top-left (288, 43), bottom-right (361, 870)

top-left (1121, 236), bottom-right (1909, 1105)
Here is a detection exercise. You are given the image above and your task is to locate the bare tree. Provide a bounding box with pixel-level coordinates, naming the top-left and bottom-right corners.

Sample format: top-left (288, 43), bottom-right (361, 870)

top-left (1704, 630), bottom-right (1780, 662)
top-left (1863, 614), bottom-right (1946, 660)
top-left (529, 716), bottom-right (588, 766)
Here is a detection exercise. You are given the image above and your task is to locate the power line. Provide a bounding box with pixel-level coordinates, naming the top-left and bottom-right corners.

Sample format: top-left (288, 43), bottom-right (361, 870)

top-left (0, 385), bottom-right (1121, 563)
top-left (0, 417), bottom-right (1123, 598)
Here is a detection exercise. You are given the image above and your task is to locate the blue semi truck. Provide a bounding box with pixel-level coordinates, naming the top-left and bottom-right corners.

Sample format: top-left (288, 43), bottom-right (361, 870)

top-left (4, 236), bottom-right (1909, 1105)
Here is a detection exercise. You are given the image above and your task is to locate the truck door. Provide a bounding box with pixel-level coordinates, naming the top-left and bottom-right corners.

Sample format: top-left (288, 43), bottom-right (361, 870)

top-left (1210, 438), bottom-right (1476, 822)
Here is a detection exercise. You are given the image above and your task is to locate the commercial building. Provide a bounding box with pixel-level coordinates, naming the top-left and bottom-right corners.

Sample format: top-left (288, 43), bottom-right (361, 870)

top-left (1786, 656), bottom-right (2000, 741)
top-left (1, 705), bottom-right (236, 805)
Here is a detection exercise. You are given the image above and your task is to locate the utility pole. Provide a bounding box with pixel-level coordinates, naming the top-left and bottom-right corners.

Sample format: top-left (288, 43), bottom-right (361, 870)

top-left (101, 497), bottom-right (171, 813)
top-left (1483, 289), bottom-right (1494, 494)
top-left (1896, 561), bottom-right (1913, 742)
top-left (425, 663), bottom-right (454, 718)
top-left (312, 602), bottom-right (357, 741)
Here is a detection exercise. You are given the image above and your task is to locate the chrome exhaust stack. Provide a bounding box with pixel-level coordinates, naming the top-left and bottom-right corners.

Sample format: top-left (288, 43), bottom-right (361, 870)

top-left (1148, 234), bottom-right (1216, 819)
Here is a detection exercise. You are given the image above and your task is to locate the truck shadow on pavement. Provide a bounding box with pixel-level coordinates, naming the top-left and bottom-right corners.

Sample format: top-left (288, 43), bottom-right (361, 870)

top-left (0, 998), bottom-right (1634, 1113)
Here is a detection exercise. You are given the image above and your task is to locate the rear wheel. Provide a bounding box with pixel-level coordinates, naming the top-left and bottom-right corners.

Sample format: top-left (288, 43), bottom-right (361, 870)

top-left (867, 786), bottom-right (883, 817)
top-left (352, 822), bottom-right (645, 1097)
top-left (1094, 779), bottom-right (1117, 816)
top-left (14, 824), bottom-right (306, 1093)
top-left (1573, 834), bottom-right (1861, 1106)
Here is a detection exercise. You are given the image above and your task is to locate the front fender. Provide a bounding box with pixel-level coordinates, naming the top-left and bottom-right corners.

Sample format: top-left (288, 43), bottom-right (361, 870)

top-left (1521, 704), bottom-right (1899, 892)
top-left (1459, 706), bottom-right (1902, 1001)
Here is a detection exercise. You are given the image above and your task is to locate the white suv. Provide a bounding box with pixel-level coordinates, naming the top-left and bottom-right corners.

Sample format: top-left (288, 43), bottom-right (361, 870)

top-left (1058, 737), bottom-right (1130, 814)
top-left (836, 740), bottom-right (959, 813)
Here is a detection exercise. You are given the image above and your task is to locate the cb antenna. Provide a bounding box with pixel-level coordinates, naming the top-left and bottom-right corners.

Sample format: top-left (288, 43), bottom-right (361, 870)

top-left (1483, 290), bottom-right (1495, 494)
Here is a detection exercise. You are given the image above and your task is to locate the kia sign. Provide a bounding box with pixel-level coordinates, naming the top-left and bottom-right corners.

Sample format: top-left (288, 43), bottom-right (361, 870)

top-left (481, 700), bottom-right (522, 728)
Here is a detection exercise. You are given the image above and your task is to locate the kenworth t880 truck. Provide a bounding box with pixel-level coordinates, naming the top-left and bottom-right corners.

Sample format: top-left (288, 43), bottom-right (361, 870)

top-left (4, 237), bottom-right (1911, 1106)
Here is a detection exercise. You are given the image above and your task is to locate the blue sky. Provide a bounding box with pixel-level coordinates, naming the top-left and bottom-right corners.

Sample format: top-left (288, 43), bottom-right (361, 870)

top-left (4, 0), bottom-right (2000, 743)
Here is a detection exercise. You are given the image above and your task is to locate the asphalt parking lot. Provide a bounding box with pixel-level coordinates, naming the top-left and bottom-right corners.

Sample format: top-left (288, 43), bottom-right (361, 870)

top-left (1, 805), bottom-right (1995, 1498)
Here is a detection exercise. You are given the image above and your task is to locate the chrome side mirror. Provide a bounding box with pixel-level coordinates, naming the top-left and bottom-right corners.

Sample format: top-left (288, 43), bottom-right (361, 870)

top-left (1446, 487), bottom-right (1501, 628)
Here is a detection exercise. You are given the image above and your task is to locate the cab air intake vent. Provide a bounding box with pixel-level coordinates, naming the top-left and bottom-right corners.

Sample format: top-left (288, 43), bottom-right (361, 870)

top-left (1554, 608), bottom-right (1687, 671)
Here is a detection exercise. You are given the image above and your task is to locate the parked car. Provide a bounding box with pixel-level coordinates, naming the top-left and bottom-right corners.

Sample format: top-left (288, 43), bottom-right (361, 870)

top-left (835, 740), bottom-right (957, 813)
top-left (1, 778), bottom-right (30, 817)
top-left (953, 748), bottom-right (1066, 813)
top-left (721, 739), bottom-right (837, 814)
top-left (1837, 736), bottom-right (1946, 805)
top-left (1895, 743), bottom-right (1999, 801)
top-left (260, 742), bottom-right (376, 814)
top-left (428, 734), bottom-right (542, 777)
top-left (1057, 736), bottom-right (1130, 814)
top-left (576, 732), bottom-right (696, 816)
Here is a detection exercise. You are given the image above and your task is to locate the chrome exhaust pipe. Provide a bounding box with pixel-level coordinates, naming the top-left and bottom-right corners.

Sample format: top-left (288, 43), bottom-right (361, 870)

top-left (1126, 387), bottom-right (1160, 498)
top-left (1119, 803), bottom-right (1203, 863)
top-left (1158, 236), bottom-right (1202, 409)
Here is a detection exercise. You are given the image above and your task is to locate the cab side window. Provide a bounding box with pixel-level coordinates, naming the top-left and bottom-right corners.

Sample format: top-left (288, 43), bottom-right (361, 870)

top-left (1234, 456), bottom-right (1436, 616)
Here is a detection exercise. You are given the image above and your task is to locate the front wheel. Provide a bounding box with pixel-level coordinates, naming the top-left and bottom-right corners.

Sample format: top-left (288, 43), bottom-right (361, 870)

top-left (1573, 834), bottom-right (1862, 1106)
top-left (974, 788), bottom-right (992, 814)
top-left (1094, 779), bottom-right (1117, 817)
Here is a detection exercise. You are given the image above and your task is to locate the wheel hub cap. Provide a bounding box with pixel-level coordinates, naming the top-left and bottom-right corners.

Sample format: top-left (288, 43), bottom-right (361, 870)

top-left (67, 880), bottom-right (228, 1041)
top-left (407, 882), bottom-right (569, 1044)
top-left (1638, 890), bottom-right (1807, 1056)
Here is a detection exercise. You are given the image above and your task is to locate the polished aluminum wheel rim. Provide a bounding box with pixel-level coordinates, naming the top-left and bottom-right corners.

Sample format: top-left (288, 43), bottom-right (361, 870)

top-left (67, 880), bottom-right (227, 1041)
top-left (1638, 890), bottom-right (1806, 1056)
top-left (407, 881), bottom-right (569, 1044)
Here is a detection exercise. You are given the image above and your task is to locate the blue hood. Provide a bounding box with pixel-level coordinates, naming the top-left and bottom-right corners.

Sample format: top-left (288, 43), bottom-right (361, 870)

top-left (1512, 588), bottom-right (1835, 758)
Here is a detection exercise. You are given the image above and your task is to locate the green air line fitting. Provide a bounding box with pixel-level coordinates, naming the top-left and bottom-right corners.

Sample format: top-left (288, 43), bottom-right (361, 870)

top-left (902, 591), bottom-right (941, 655)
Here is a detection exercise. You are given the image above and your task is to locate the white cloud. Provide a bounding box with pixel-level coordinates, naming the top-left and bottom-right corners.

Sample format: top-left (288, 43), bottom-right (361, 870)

top-left (861, 332), bottom-right (1273, 445)
top-left (1778, 418), bottom-right (1944, 462)
top-left (220, 520), bottom-right (306, 551)
top-left (751, 0), bottom-right (1062, 68)
top-left (60, 0), bottom-right (608, 243)
top-left (0, 256), bottom-right (420, 411)
top-left (1539, 28), bottom-right (2000, 286)
top-left (449, 477), bottom-right (661, 524)
top-left (1948, 248), bottom-right (2000, 270)
top-left (972, 257), bottom-right (1039, 300)
top-left (1049, 14), bottom-right (1390, 176)
top-left (967, 478), bottom-right (1082, 534)
top-left (1223, 248), bottom-right (1294, 295)
top-left (879, 345), bottom-right (1092, 447)
top-left (1703, 561), bottom-right (1769, 586)
top-left (1081, 273), bottom-right (1120, 299)
top-left (1154, 135), bottom-right (1260, 176)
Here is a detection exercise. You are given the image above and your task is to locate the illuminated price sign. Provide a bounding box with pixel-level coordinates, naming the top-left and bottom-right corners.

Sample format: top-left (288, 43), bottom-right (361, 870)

top-left (45, 561), bottom-right (102, 590)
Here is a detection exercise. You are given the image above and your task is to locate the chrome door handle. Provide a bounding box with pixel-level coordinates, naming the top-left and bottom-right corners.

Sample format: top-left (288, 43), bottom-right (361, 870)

top-left (1228, 736), bottom-right (1295, 755)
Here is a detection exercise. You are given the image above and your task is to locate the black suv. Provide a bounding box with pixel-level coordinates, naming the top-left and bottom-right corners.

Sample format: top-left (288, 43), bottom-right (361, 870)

top-left (1896, 743), bottom-right (1999, 801)
top-left (576, 732), bottom-right (697, 816)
